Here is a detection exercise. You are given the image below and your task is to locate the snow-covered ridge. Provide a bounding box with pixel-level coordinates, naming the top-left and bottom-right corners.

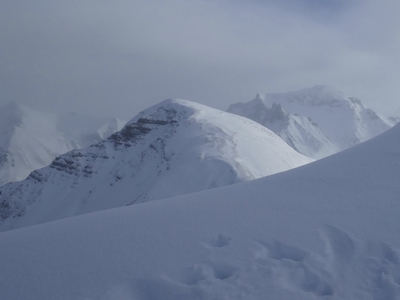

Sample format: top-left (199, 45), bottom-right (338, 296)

top-left (228, 85), bottom-right (396, 159)
top-left (0, 102), bottom-right (125, 186)
top-left (0, 99), bottom-right (312, 231)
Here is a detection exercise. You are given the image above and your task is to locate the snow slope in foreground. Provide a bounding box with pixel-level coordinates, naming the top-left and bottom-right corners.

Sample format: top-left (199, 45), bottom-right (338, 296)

top-left (0, 99), bottom-right (312, 231)
top-left (1, 120), bottom-right (400, 299)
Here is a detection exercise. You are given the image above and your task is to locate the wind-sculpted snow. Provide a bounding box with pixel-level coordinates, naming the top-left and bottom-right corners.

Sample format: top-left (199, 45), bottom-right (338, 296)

top-left (0, 99), bottom-right (312, 231)
top-left (228, 85), bottom-right (396, 159)
top-left (0, 102), bottom-right (125, 186)
top-left (1, 123), bottom-right (400, 299)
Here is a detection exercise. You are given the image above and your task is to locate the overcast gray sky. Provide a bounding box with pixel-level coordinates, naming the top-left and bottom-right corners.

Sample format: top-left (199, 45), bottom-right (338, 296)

top-left (1, 0), bottom-right (399, 119)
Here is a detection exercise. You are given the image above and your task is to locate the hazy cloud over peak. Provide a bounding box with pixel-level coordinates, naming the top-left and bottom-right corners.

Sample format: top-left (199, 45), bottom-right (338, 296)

top-left (0, 0), bottom-right (399, 118)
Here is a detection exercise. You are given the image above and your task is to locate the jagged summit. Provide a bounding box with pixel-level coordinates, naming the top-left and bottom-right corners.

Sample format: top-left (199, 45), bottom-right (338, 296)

top-left (228, 86), bottom-right (396, 159)
top-left (0, 98), bottom-right (312, 231)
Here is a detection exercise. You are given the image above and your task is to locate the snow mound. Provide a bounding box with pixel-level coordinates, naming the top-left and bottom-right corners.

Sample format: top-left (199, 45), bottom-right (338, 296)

top-left (228, 85), bottom-right (396, 159)
top-left (0, 99), bottom-right (312, 231)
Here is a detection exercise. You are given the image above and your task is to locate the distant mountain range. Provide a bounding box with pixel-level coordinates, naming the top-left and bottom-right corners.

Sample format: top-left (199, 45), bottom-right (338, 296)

top-left (0, 102), bottom-right (125, 186)
top-left (228, 85), bottom-right (398, 159)
top-left (2, 86), bottom-right (395, 189)
top-left (0, 99), bottom-right (312, 231)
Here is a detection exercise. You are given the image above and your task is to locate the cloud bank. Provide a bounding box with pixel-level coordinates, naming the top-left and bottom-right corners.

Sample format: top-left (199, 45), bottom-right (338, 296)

top-left (0, 0), bottom-right (399, 118)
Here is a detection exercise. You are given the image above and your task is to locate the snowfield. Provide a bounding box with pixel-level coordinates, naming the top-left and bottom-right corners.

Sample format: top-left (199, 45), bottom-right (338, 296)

top-left (1, 109), bottom-right (400, 299)
top-left (0, 99), bottom-right (312, 231)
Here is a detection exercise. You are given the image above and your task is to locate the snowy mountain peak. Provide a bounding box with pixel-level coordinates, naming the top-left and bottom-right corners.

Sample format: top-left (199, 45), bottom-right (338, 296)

top-left (127, 98), bottom-right (204, 126)
top-left (0, 99), bottom-right (312, 231)
top-left (228, 86), bottom-right (396, 159)
top-left (112, 99), bottom-right (209, 147)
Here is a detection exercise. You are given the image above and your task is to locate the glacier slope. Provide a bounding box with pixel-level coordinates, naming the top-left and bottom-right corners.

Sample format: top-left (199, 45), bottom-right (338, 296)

top-left (1, 116), bottom-right (400, 299)
top-left (0, 99), bottom-right (312, 231)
